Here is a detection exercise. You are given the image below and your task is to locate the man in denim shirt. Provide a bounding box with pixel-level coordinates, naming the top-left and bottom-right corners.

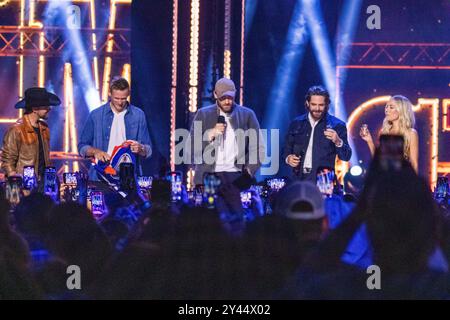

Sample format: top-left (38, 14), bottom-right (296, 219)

top-left (78, 77), bottom-right (152, 180)
top-left (283, 85), bottom-right (352, 181)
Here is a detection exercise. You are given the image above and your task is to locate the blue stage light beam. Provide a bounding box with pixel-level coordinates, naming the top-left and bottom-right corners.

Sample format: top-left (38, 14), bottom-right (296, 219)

top-left (47, 0), bottom-right (100, 111)
top-left (302, 0), bottom-right (360, 164)
top-left (336, 0), bottom-right (363, 86)
top-left (335, 0), bottom-right (363, 164)
top-left (263, 0), bottom-right (308, 130)
top-left (301, 0), bottom-right (338, 116)
top-left (301, 0), bottom-right (362, 165)
top-left (244, 0), bottom-right (258, 39)
top-left (261, 0), bottom-right (308, 177)
top-left (335, 0), bottom-right (363, 118)
top-left (201, 53), bottom-right (216, 108)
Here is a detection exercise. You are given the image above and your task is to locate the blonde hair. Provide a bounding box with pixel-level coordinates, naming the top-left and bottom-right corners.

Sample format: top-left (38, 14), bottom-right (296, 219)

top-left (380, 95), bottom-right (415, 159)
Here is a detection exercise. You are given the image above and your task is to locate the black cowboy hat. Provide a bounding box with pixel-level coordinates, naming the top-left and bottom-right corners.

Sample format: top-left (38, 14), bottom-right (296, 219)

top-left (15, 87), bottom-right (61, 109)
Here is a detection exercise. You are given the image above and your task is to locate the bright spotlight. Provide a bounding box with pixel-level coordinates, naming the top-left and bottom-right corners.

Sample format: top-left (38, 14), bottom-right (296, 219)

top-left (261, 0), bottom-right (309, 179)
top-left (350, 165), bottom-right (363, 176)
top-left (85, 87), bottom-right (102, 110)
top-left (263, 0), bottom-right (308, 133)
top-left (48, 0), bottom-right (100, 111)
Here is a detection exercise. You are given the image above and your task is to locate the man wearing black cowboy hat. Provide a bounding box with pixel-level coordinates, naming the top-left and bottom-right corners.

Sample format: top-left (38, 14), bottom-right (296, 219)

top-left (1, 87), bottom-right (60, 181)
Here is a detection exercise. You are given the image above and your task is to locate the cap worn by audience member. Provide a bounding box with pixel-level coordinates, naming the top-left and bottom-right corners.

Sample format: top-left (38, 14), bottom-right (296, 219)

top-left (275, 181), bottom-right (325, 220)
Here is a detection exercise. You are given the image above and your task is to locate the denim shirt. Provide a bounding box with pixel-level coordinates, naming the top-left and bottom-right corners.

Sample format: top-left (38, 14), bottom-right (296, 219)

top-left (78, 102), bottom-right (152, 180)
top-left (282, 112), bottom-right (352, 178)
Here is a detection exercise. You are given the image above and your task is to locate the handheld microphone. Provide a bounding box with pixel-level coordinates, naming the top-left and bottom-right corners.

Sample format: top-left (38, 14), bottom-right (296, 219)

top-left (293, 145), bottom-right (305, 176)
top-left (37, 118), bottom-right (48, 126)
top-left (217, 115), bottom-right (226, 124)
top-left (217, 115), bottom-right (226, 146)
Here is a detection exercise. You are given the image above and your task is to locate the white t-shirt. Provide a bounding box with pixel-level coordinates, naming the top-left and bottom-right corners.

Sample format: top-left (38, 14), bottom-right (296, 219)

top-left (215, 111), bottom-right (239, 172)
top-left (107, 109), bottom-right (127, 156)
top-left (303, 113), bottom-right (319, 170)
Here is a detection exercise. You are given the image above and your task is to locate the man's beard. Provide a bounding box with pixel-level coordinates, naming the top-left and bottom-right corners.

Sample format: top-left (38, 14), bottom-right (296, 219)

top-left (311, 111), bottom-right (324, 120)
top-left (219, 103), bottom-right (233, 113)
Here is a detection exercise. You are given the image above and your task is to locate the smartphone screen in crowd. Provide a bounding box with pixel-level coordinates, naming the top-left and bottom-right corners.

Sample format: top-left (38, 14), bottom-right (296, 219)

top-left (378, 134), bottom-right (405, 171)
top-left (435, 176), bottom-right (449, 200)
top-left (137, 175), bottom-right (153, 189)
top-left (203, 173), bottom-right (221, 207)
top-left (240, 190), bottom-right (252, 209)
top-left (63, 172), bottom-right (78, 185)
top-left (23, 165), bottom-right (36, 190)
top-left (166, 171), bottom-right (182, 202)
top-left (6, 175), bottom-right (22, 206)
top-left (44, 166), bottom-right (58, 200)
top-left (316, 166), bottom-right (335, 197)
top-left (90, 191), bottom-right (106, 219)
top-left (267, 178), bottom-right (286, 192)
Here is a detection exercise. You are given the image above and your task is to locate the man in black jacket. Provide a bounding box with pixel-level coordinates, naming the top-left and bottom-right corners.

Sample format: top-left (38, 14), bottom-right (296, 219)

top-left (283, 85), bottom-right (352, 181)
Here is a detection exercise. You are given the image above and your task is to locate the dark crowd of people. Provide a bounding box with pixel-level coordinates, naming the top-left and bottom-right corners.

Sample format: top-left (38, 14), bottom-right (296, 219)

top-left (0, 151), bottom-right (449, 300)
top-left (0, 78), bottom-right (449, 299)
